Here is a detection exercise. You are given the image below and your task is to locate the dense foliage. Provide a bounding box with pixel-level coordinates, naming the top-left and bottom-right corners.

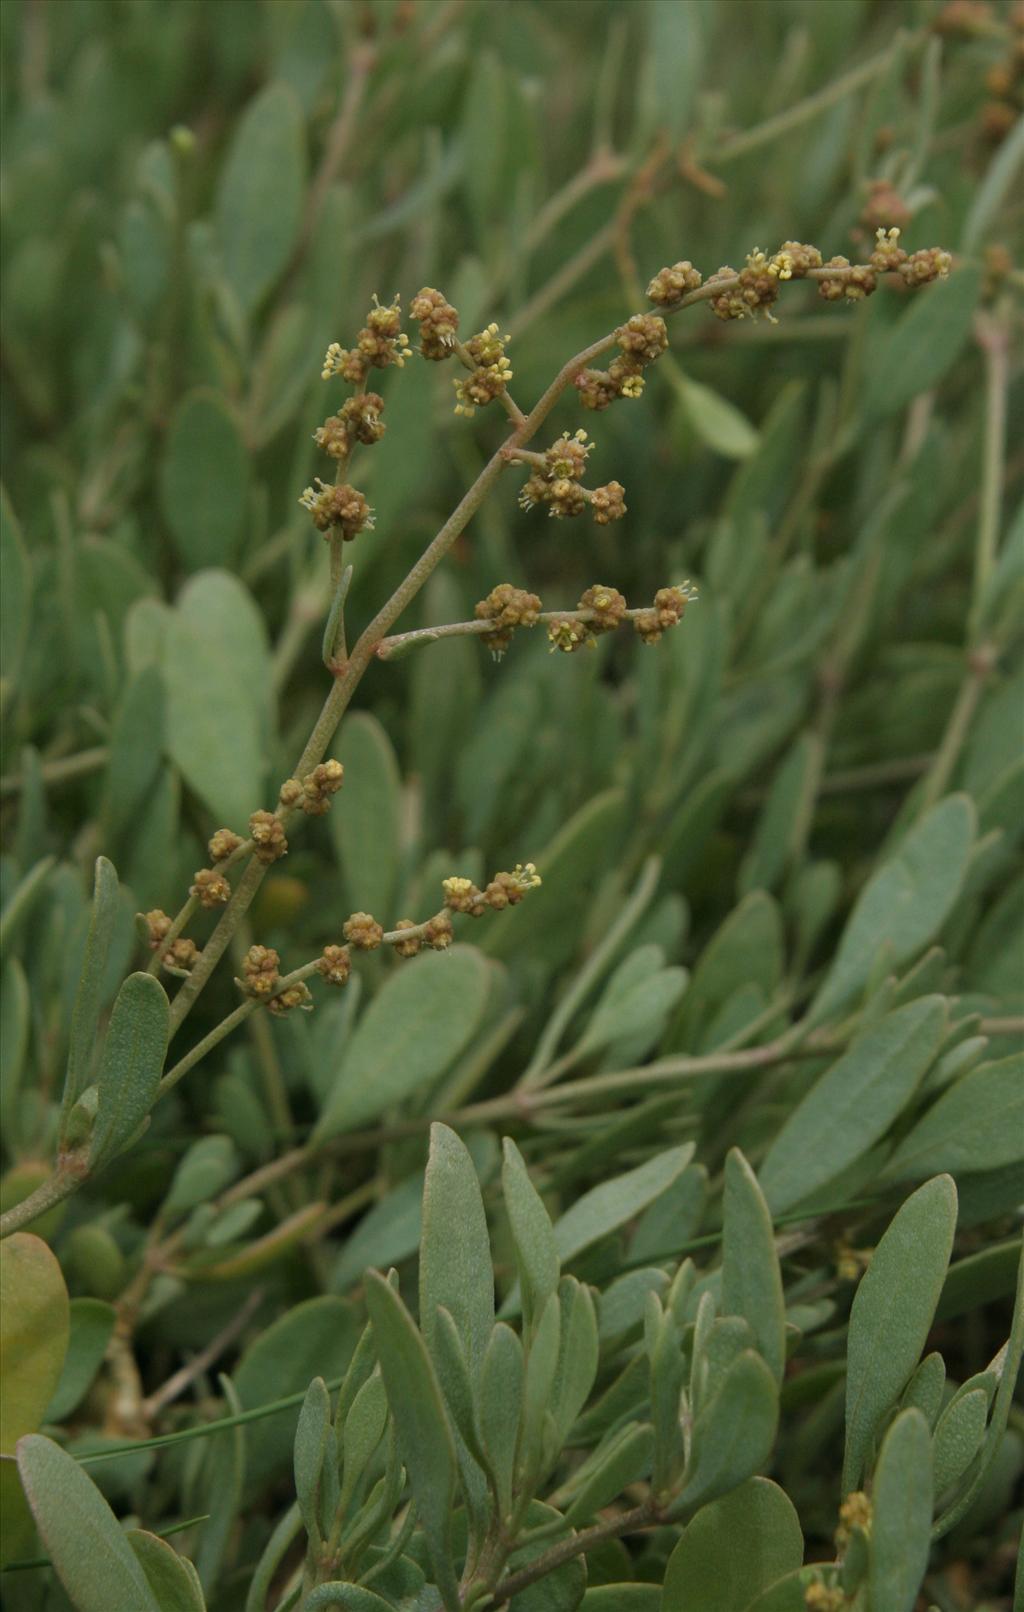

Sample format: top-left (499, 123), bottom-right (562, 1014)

top-left (1, 2), bottom-right (1022, 1610)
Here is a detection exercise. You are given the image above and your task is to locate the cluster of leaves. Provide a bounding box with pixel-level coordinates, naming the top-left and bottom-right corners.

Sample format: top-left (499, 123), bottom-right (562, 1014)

top-left (1, 1), bottom-right (1022, 1611)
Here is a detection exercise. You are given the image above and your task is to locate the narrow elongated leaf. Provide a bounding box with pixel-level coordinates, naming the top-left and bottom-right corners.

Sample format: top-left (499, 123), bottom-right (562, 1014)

top-left (565, 1422), bottom-right (654, 1526)
top-left (215, 82), bottom-right (306, 314)
top-left (759, 997), bottom-right (946, 1214)
top-left (364, 1271), bottom-right (458, 1608)
top-left (338, 1369), bottom-right (388, 1512)
top-left (868, 1409), bottom-right (933, 1612)
top-left (480, 1322), bottom-right (524, 1517)
top-left (676, 373), bottom-right (759, 459)
top-left (553, 1144), bottom-right (695, 1266)
top-left (722, 1150), bottom-right (786, 1384)
top-left (89, 972), bottom-right (169, 1169)
top-left (884, 1054), bottom-right (1024, 1180)
top-left (932, 1387), bottom-right (988, 1496)
top-left (671, 1351), bottom-right (779, 1516)
top-left (127, 1529), bottom-right (206, 1612)
top-left (421, 1123), bottom-right (494, 1380)
top-left (332, 1173), bottom-right (423, 1293)
top-left (60, 855), bottom-right (120, 1136)
top-left (502, 1137), bottom-right (560, 1333)
top-left (662, 1477), bottom-right (803, 1612)
top-left (46, 1298), bottom-right (116, 1422)
top-left (159, 390), bottom-right (250, 571)
top-left (17, 1434), bottom-right (161, 1612)
top-left (294, 1378), bottom-right (330, 1543)
top-left (843, 1176), bottom-right (957, 1493)
top-left (0, 485), bottom-right (32, 693)
top-left (328, 713), bottom-right (402, 927)
top-left (807, 797), bottom-right (974, 1025)
top-left (314, 949), bottom-right (490, 1139)
top-left (864, 266), bottom-right (982, 416)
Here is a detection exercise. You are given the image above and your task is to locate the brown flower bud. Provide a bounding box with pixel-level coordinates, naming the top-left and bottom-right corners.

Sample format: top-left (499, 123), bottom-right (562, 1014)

top-left (588, 482), bottom-right (627, 525)
top-left (250, 810), bottom-right (288, 864)
top-left (208, 828), bottom-right (243, 863)
top-left (898, 247), bottom-right (953, 287)
top-left (317, 944), bottom-right (352, 986)
top-left (579, 584), bottom-right (627, 630)
top-left (647, 260), bottom-right (703, 308)
top-left (268, 982), bottom-right (313, 1016)
top-left (616, 313), bottom-right (669, 365)
top-left (411, 286), bottom-right (460, 359)
top-left (191, 867), bottom-right (232, 909)
top-left (548, 615), bottom-right (594, 654)
top-left (301, 759), bottom-right (344, 816)
top-left (144, 909), bottom-right (172, 948)
top-left (344, 911), bottom-right (384, 950)
top-left (278, 778), bottom-right (304, 808)
top-left (241, 944), bottom-right (280, 997)
top-left (422, 913), bottom-right (454, 950)
top-left (163, 937), bottom-right (199, 974)
top-left (442, 876), bottom-right (484, 914)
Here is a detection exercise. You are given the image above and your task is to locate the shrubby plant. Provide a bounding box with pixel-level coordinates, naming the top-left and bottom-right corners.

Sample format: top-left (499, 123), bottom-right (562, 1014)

top-left (1, 2), bottom-right (1022, 1611)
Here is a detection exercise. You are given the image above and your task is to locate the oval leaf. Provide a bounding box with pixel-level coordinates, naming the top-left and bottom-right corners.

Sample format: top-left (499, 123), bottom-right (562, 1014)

top-left (89, 972), bottom-right (169, 1169)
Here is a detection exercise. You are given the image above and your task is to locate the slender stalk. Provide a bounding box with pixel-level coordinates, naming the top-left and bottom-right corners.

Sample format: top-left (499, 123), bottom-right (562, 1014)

top-left (0, 745), bottom-right (109, 797)
top-left (0, 1161), bottom-right (85, 1240)
top-left (489, 1502), bottom-right (656, 1606)
top-left (970, 309), bottom-right (1010, 641)
top-left (142, 1288), bottom-right (264, 1419)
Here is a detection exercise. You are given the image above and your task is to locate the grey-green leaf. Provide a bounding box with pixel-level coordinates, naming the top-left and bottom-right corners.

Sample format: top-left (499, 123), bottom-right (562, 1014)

top-left (420, 1123), bottom-right (494, 1380)
top-left (863, 265), bottom-right (982, 417)
top-left (932, 1386), bottom-right (988, 1496)
top-left (215, 82), bottom-right (307, 315)
top-left (294, 1377), bottom-right (330, 1543)
top-left (128, 1528), bottom-right (207, 1612)
top-left (843, 1175), bottom-right (957, 1493)
top-left (314, 949), bottom-right (491, 1140)
top-left (883, 1054), bottom-right (1024, 1181)
top-left (46, 1299), bottom-right (117, 1422)
top-left (60, 856), bottom-right (120, 1138)
top-left (722, 1149), bottom-right (786, 1384)
top-left (759, 997), bottom-right (947, 1215)
top-left (868, 1409), bottom-right (933, 1612)
top-left (502, 1138), bottom-right (560, 1333)
top-left (17, 1433), bottom-right (162, 1612)
top-left (662, 1476), bottom-right (803, 1612)
top-left (807, 796), bottom-right (975, 1026)
top-left (159, 390), bottom-right (250, 572)
top-left (328, 713), bottom-right (402, 928)
top-left (553, 1143), bottom-right (695, 1267)
top-left (671, 1350), bottom-right (779, 1516)
top-left (363, 1271), bottom-right (458, 1608)
top-left (89, 972), bottom-right (169, 1170)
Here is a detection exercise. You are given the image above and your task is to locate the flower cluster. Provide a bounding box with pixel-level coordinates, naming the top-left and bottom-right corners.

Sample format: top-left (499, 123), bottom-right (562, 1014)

top-left (517, 430), bottom-right (627, 525)
top-left (646, 259), bottom-right (703, 308)
top-left (279, 760), bottom-right (345, 817)
top-left (344, 911), bottom-right (384, 950)
top-left (249, 810), bottom-right (288, 865)
top-left (299, 480), bottom-right (375, 541)
top-left (314, 393), bottom-right (386, 458)
top-left (190, 867), bottom-right (231, 909)
top-left (442, 864), bottom-right (542, 916)
top-left (238, 944), bottom-right (280, 999)
top-left (474, 583), bottom-right (542, 657)
top-left (454, 324), bottom-right (514, 416)
top-left (208, 828), bottom-right (243, 863)
top-left (634, 584), bottom-right (696, 645)
top-left (574, 313), bottom-right (669, 409)
top-left (321, 296), bottom-right (410, 383)
top-left (411, 286), bottom-right (460, 359)
top-left (268, 982), bottom-right (313, 1017)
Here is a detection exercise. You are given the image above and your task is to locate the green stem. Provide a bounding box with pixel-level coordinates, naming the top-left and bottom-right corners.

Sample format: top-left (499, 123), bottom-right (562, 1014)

top-left (488, 1501), bottom-right (656, 1606)
top-left (970, 309), bottom-right (1010, 642)
top-left (0, 746), bottom-right (109, 797)
top-left (0, 1162), bottom-right (85, 1240)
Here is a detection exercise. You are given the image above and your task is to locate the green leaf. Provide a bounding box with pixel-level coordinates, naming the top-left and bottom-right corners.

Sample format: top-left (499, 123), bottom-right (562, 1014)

top-left (480, 1322), bottom-right (524, 1517)
top-left (550, 1277), bottom-right (599, 1448)
top-left (863, 265), bottom-right (982, 416)
top-left (236, 1296), bottom-right (360, 1496)
top-left (962, 114), bottom-right (1024, 250)
top-left (314, 948), bottom-right (491, 1139)
top-left (564, 1422), bottom-right (654, 1526)
top-left (722, 1150), bottom-right (786, 1384)
top-left (160, 570), bottom-right (272, 830)
top-left (127, 1529), bottom-right (206, 1612)
top-left (328, 713), bottom-right (403, 929)
top-left (502, 1137), bottom-right (560, 1334)
top-left (662, 1477), bottom-right (803, 1612)
top-left (46, 1298), bottom-right (117, 1422)
top-left (60, 855), bottom-right (120, 1138)
top-left (421, 1123), bottom-right (494, 1380)
top-left (332, 1173), bottom-right (423, 1293)
top-left (163, 1135), bottom-right (240, 1218)
top-left (505, 1499), bottom-right (586, 1612)
top-left (578, 966), bottom-right (687, 1058)
top-left (294, 1377), bottom-right (330, 1544)
top-left (581, 1589), bottom-right (660, 1610)
top-left (843, 1175), bottom-right (958, 1493)
top-left (648, 0), bottom-right (704, 142)
top-left (88, 972), bottom-right (169, 1169)
top-left (364, 1270), bottom-right (459, 1609)
top-left (932, 1386), bottom-right (988, 1496)
top-left (739, 733), bottom-right (820, 896)
top-left (883, 1054), bottom-right (1024, 1181)
top-left (671, 1351), bottom-right (779, 1516)
top-left (215, 82), bottom-right (307, 315)
top-left (758, 997), bottom-right (947, 1215)
top-left (675, 373), bottom-right (759, 460)
top-left (1, 1234), bottom-right (70, 1564)
top-left (807, 796), bottom-right (975, 1026)
top-left (305, 1587), bottom-right (396, 1611)
top-left (670, 892), bottom-right (782, 1051)
top-left (103, 668), bottom-right (166, 842)
top-left (0, 486), bottom-right (32, 696)
top-left (553, 1144), bottom-right (695, 1268)
top-left (868, 1409), bottom-right (933, 1612)
top-left (159, 390), bottom-right (251, 572)
top-left (16, 1434), bottom-right (161, 1612)
top-left (900, 1352), bottom-right (946, 1428)
top-left (484, 790), bottom-right (626, 968)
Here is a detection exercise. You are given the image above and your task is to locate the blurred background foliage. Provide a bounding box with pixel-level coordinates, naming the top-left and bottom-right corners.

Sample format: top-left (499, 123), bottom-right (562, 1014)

top-left (1, 0), bottom-right (1022, 1605)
